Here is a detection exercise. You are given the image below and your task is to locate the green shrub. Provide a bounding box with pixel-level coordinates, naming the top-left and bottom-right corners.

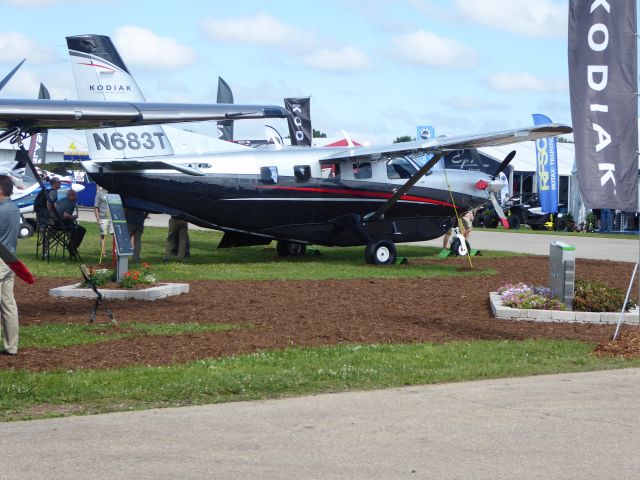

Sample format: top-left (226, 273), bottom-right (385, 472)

top-left (573, 279), bottom-right (637, 312)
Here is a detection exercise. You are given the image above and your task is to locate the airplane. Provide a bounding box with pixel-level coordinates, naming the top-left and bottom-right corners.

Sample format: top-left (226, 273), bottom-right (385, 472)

top-left (0, 34), bottom-right (571, 264)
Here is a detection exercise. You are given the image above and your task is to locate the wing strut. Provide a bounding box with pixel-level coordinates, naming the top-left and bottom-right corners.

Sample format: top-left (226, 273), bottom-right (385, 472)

top-left (363, 152), bottom-right (443, 222)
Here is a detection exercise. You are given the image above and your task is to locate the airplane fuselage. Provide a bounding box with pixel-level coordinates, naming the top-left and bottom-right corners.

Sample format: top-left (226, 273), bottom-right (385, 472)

top-left (84, 147), bottom-right (493, 247)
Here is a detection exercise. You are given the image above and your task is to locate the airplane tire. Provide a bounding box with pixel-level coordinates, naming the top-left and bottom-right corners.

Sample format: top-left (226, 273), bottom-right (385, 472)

top-left (554, 218), bottom-right (568, 231)
top-left (276, 240), bottom-right (306, 257)
top-left (507, 214), bottom-right (521, 230)
top-left (365, 239), bottom-right (396, 265)
top-left (450, 237), bottom-right (470, 256)
top-left (19, 222), bottom-right (34, 239)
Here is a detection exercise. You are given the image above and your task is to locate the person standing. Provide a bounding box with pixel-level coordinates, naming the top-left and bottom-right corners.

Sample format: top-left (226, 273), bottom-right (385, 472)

top-left (45, 177), bottom-right (61, 224)
top-left (0, 175), bottom-right (21, 355)
top-left (163, 215), bottom-right (188, 262)
top-left (125, 208), bottom-right (147, 263)
top-left (94, 186), bottom-right (111, 249)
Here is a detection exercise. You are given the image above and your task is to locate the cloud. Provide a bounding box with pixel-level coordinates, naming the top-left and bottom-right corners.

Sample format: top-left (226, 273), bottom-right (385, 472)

top-left (389, 30), bottom-right (478, 70)
top-left (0, 32), bottom-right (54, 64)
top-left (441, 96), bottom-right (508, 111)
top-left (486, 73), bottom-right (567, 93)
top-left (303, 46), bottom-right (371, 72)
top-left (201, 13), bottom-right (316, 52)
top-left (454, 0), bottom-right (567, 38)
top-left (113, 26), bottom-right (196, 71)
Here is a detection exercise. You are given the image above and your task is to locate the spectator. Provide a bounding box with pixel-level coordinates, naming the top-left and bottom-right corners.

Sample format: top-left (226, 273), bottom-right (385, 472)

top-left (125, 208), bottom-right (147, 263)
top-left (55, 189), bottom-right (86, 259)
top-left (163, 216), bottom-right (188, 262)
top-left (46, 177), bottom-right (62, 222)
top-left (94, 186), bottom-right (112, 249)
top-left (0, 175), bottom-right (21, 355)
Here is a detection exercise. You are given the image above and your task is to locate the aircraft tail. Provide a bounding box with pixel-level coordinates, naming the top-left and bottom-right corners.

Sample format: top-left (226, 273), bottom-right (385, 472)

top-left (66, 34), bottom-right (174, 159)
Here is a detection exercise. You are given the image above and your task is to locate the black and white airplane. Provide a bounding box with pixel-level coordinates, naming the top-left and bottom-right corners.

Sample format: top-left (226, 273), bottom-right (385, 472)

top-left (0, 34), bottom-right (571, 264)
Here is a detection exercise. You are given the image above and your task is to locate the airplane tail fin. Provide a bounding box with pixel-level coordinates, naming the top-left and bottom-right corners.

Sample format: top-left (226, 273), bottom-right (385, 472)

top-left (66, 34), bottom-right (174, 159)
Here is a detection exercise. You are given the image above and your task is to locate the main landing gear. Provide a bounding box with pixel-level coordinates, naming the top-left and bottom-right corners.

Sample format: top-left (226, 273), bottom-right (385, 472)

top-left (365, 238), bottom-right (397, 265)
top-left (276, 240), bottom-right (307, 257)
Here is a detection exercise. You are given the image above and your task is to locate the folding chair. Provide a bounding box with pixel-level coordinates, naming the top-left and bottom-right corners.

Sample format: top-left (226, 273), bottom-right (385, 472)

top-left (40, 223), bottom-right (74, 261)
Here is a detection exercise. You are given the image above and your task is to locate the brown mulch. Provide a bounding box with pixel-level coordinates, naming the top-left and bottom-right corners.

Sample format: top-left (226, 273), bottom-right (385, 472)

top-left (2, 256), bottom-right (638, 372)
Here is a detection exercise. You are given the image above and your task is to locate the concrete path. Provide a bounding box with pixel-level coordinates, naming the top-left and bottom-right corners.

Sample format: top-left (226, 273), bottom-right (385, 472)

top-left (2, 368), bottom-right (639, 480)
top-left (414, 229), bottom-right (639, 263)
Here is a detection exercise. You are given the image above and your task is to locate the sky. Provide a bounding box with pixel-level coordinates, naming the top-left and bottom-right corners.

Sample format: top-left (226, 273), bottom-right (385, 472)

top-left (0, 0), bottom-right (587, 145)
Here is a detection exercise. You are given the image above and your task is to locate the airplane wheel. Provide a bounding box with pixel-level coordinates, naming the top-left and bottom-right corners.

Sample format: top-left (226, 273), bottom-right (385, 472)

top-left (25, 218), bottom-right (37, 230)
top-left (276, 240), bottom-right (306, 257)
top-left (19, 222), bottom-right (34, 239)
top-left (554, 218), bottom-right (568, 231)
top-left (450, 238), bottom-right (470, 256)
top-left (365, 239), bottom-right (396, 265)
top-left (507, 214), bottom-right (521, 230)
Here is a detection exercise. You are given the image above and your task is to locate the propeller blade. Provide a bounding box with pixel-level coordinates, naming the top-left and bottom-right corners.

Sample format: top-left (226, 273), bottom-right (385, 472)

top-left (492, 150), bottom-right (516, 177)
top-left (0, 59), bottom-right (25, 92)
top-left (488, 191), bottom-right (509, 229)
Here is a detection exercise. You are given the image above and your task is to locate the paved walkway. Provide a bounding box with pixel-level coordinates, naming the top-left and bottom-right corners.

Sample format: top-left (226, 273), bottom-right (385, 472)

top-left (2, 368), bottom-right (638, 479)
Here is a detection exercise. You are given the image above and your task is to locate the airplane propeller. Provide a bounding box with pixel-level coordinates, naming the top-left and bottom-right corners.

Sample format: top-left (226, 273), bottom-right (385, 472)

top-left (492, 150), bottom-right (516, 178)
top-left (0, 59), bottom-right (25, 93)
top-left (484, 150), bottom-right (516, 229)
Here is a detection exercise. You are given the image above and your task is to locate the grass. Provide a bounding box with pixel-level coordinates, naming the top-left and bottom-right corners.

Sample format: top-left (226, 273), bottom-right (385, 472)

top-left (7, 219), bottom-right (637, 422)
top-left (18, 222), bottom-right (504, 281)
top-left (1, 339), bottom-right (638, 421)
top-left (20, 322), bottom-right (244, 349)
top-left (485, 224), bottom-right (639, 240)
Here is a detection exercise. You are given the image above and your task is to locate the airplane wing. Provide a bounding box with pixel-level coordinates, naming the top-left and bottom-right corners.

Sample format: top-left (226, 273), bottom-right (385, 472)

top-left (0, 98), bottom-right (289, 133)
top-left (319, 124), bottom-right (572, 162)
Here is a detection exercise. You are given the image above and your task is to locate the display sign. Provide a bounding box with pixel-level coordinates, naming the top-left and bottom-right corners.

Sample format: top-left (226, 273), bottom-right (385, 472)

top-left (107, 194), bottom-right (133, 256)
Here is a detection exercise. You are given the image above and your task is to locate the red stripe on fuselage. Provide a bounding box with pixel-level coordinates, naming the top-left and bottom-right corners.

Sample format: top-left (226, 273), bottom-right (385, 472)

top-left (256, 185), bottom-right (455, 207)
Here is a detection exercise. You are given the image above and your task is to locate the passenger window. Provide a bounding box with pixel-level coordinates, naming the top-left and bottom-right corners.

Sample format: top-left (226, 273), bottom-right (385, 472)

top-left (321, 163), bottom-right (341, 179)
top-left (386, 157), bottom-right (416, 179)
top-left (294, 165), bottom-right (311, 182)
top-left (352, 162), bottom-right (372, 179)
top-left (260, 166), bottom-right (278, 184)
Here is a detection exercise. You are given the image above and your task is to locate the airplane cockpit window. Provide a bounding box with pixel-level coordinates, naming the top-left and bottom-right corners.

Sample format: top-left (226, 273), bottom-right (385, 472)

top-left (321, 163), bottom-right (340, 179)
top-left (352, 162), bottom-right (372, 179)
top-left (386, 157), bottom-right (417, 179)
top-left (260, 166), bottom-right (278, 184)
top-left (294, 165), bottom-right (311, 182)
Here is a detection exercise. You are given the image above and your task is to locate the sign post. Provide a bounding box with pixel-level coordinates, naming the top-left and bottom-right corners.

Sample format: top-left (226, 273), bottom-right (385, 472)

top-left (106, 194), bottom-right (133, 282)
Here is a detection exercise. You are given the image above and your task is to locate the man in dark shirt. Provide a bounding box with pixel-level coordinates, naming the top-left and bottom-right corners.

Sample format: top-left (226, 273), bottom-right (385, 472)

top-left (55, 189), bottom-right (86, 259)
top-left (0, 175), bottom-right (21, 354)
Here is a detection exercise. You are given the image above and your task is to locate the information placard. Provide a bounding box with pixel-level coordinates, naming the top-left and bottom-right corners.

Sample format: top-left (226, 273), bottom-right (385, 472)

top-left (107, 194), bottom-right (133, 256)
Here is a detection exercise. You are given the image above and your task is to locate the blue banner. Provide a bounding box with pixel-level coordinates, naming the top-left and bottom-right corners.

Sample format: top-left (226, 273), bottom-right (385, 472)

top-left (532, 114), bottom-right (558, 213)
top-left (416, 125), bottom-right (444, 169)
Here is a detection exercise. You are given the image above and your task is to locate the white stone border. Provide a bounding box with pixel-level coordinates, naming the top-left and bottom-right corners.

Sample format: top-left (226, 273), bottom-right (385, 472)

top-left (490, 292), bottom-right (640, 325)
top-left (49, 282), bottom-right (189, 301)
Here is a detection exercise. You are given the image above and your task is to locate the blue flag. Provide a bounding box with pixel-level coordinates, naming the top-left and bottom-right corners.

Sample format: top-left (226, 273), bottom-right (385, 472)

top-left (532, 114), bottom-right (558, 213)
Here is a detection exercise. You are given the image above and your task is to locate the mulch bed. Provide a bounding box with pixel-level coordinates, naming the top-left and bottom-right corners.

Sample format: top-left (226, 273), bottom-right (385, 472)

top-left (2, 256), bottom-right (638, 372)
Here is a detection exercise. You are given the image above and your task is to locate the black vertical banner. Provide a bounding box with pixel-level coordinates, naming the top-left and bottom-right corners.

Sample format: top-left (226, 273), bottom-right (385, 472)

top-left (216, 77), bottom-right (234, 141)
top-left (568, 0), bottom-right (638, 211)
top-left (284, 97), bottom-right (312, 146)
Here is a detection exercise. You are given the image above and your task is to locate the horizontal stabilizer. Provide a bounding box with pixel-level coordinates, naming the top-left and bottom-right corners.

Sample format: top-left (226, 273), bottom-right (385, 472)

top-left (0, 99), bottom-right (290, 131)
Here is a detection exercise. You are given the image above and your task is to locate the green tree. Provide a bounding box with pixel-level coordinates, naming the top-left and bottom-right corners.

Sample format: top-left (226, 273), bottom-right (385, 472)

top-left (313, 129), bottom-right (327, 138)
top-left (393, 135), bottom-right (415, 143)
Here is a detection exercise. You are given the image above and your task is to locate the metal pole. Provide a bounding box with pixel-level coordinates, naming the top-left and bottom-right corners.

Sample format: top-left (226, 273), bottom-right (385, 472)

top-left (613, 262), bottom-right (639, 340)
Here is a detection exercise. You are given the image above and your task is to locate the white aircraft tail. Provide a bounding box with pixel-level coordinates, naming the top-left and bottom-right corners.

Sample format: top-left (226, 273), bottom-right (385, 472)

top-left (66, 34), bottom-right (174, 159)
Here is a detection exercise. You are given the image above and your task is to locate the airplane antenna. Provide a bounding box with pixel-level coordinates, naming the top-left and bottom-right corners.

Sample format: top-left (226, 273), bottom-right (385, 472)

top-left (265, 125), bottom-right (284, 150)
